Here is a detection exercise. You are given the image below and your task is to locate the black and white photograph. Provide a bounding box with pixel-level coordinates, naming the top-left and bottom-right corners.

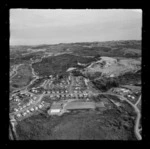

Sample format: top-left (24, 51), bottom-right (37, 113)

top-left (9, 9), bottom-right (142, 140)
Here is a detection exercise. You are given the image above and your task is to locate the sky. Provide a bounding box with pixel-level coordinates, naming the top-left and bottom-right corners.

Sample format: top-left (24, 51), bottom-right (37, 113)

top-left (10, 9), bottom-right (142, 45)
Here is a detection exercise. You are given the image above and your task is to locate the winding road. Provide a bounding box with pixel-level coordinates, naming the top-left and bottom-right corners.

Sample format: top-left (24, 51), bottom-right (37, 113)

top-left (96, 92), bottom-right (142, 140)
top-left (134, 95), bottom-right (141, 140)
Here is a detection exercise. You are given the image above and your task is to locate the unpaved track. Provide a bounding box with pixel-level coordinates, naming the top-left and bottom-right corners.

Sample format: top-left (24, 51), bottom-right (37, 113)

top-left (96, 92), bottom-right (142, 140)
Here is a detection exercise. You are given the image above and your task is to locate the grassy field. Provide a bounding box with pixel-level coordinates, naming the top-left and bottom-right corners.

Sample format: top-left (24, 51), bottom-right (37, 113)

top-left (64, 101), bottom-right (96, 110)
top-left (10, 64), bottom-right (34, 88)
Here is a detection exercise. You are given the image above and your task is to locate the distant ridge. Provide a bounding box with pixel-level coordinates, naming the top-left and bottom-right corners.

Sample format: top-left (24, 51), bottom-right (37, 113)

top-left (10, 40), bottom-right (141, 48)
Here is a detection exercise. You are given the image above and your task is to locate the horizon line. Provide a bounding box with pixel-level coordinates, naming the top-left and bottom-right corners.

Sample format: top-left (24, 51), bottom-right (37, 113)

top-left (10, 39), bottom-right (141, 47)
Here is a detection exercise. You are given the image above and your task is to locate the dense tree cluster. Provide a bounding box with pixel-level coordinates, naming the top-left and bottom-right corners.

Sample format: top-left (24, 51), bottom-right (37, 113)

top-left (116, 71), bottom-right (141, 85)
top-left (92, 77), bottom-right (119, 92)
top-left (90, 70), bottom-right (141, 92)
top-left (32, 54), bottom-right (96, 77)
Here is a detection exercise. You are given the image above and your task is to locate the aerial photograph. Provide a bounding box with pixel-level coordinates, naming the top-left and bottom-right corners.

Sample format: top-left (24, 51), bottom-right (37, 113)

top-left (9, 9), bottom-right (142, 140)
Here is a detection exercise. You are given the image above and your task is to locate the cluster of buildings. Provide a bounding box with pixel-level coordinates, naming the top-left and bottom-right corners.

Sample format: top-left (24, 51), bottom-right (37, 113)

top-left (47, 91), bottom-right (89, 101)
top-left (69, 75), bottom-right (87, 92)
top-left (11, 91), bottom-right (32, 101)
top-left (41, 75), bottom-right (90, 101)
top-left (14, 100), bottom-right (49, 121)
top-left (48, 100), bottom-right (105, 115)
top-left (111, 87), bottom-right (137, 103)
top-left (30, 87), bottom-right (45, 94)
top-left (48, 76), bottom-right (70, 89)
top-left (10, 91), bottom-right (40, 113)
top-left (10, 74), bottom-right (94, 121)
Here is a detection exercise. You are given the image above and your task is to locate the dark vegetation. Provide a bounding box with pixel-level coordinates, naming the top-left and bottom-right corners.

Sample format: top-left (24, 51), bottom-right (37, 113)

top-left (90, 70), bottom-right (141, 92)
top-left (116, 71), bottom-right (141, 86)
top-left (71, 70), bottom-right (84, 77)
top-left (16, 109), bottom-right (137, 140)
top-left (10, 40), bottom-right (141, 67)
top-left (92, 77), bottom-right (119, 92)
top-left (11, 84), bottom-right (19, 88)
top-left (72, 46), bottom-right (110, 57)
top-left (10, 51), bottom-right (45, 66)
top-left (32, 54), bottom-right (96, 77)
top-left (70, 41), bottom-right (141, 58)
top-left (102, 109), bottom-right (136, 139)
top-left (103, 94), bottom-right (122, 103)
top-left (92, 94), bottom-right (108, 102)
top-left (86, 72), bottom-right (102, 80)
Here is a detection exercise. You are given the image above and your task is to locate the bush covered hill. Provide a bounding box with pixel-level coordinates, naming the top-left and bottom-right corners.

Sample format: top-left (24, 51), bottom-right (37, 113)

top-left (10, 40), bottom-right (141, 76)
top-left (10, 40), bottom-right (141, 65)
top-left (16, 108), bottom-right (137, 140)
top-left (32, 54), bottom-right (96, 77)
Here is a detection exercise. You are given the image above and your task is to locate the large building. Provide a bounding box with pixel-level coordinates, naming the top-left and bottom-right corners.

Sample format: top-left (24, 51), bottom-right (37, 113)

top-left (48, 102), bottom-right (62, 115)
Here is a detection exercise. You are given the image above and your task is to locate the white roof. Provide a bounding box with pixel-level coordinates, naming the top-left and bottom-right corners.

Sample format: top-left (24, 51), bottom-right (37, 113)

top-left (110, 74), bottom-right (114, 77)
top-left (14, 108), bottom-right (18, 112)
top-left (67, 67), bottom-right (76, 72)
top-left (35, 107), bottom-right (38, 110)
top-left (38, 104), bottom-right (43, 108)
top-left (17, 113), bottom-right (21, 117)
top-left (26, 110), bottom-right (30, 113)
top-left (41, 101), bottom-right (45, 104)
top-left (50, 109), bottom-right (61, 113)
top-left (30, 108), bottom-right (34, 111)
top-left (23, 112), bottom-right (27, 116)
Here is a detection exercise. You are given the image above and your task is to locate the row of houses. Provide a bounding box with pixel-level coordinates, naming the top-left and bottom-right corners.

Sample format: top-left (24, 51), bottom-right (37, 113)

top-left (111, 87), bottom-right (136, 102)
top-left (47, 91), bottom-right (89, 100)
top-left (112, 87), bottom-right (131, 95)
top-left (12, 93), bottom-right (39, 112)
top-left (14, 101), bottom-right (49, 120)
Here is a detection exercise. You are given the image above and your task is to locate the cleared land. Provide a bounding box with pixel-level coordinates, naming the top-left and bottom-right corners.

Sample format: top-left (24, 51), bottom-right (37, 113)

top-left (85, 57), bottom-right (141, 77)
